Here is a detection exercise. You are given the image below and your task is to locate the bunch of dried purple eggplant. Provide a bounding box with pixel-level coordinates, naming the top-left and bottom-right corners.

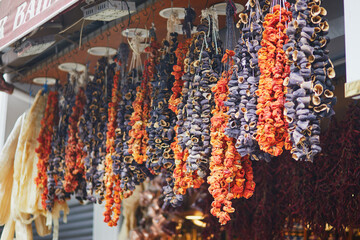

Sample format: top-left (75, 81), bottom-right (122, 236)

top-left (284, 0), bottom-right (335, 161)
top-left (186, 11), bottom-right (223, 179)
top-left (79, 57), bottom-right (109, 203)
top-left (146, 32), bottom-right (183, 207)
top-left (114, 69), bottom-right (151, 191)
top-left (225, 0), bottom-right (271, 162)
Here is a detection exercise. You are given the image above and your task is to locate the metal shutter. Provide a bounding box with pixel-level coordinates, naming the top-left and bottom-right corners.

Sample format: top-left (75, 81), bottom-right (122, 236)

top-left (33, 198), bottom-right (94, 240)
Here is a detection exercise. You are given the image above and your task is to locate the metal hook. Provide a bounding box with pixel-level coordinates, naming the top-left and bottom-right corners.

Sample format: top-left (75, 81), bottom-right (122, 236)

top-left (151, 4), bottom-right (156, 24)
top-left (142, 5), bottom-right (149, 16)
top-left (135, 14), bottom-right (141, 29)
top-left (113, 24), bottom-right (119, 32)
top-left (129, 16), bottom-right (134, 25)
top-left (106, 30), bottom-right (111, 37)
top-left (160, 0), bottom-right (165, 7)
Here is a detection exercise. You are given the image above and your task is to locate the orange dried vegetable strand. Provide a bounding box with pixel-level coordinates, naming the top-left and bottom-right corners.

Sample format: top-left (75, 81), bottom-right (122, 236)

top-left (128, 40), bottom-right (159, 165)
top-left (64, 88), bottom-right (86, 193)
top-left (35, 91), bottom-right (59, 210)
top-left (208, 51), bottom-right (251, 225)
top-left (170, 40), bottom-right (199, 195)
top-left (256, 5), bottom-right (292, 156)
top-left (104, 71), bottom-right (127, 227)
top-left (169, 40), bottom-right (191, 113)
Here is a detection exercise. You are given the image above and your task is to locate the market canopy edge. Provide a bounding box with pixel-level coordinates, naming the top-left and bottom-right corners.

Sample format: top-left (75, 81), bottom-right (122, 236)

top-left (0, 0), bottom-right (80, 52)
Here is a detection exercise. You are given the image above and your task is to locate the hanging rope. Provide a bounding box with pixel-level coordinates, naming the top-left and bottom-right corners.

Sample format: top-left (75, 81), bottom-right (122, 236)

top-left (128, 36), bottom-right (143, 75)
top-left (167, 11), bottom-right (180, 41)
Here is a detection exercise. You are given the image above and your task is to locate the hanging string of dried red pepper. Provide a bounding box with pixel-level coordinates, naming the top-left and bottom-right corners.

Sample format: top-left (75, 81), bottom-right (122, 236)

top-left (63, 87), bottom-right (86, 194)
top-left (172, 5), bottom-right (199, 197)
top-left (35, 91), bottom-right (59, 209)
top-left (208, 50), bottom-right (255, 225)
top-left (169, 40), bottom-right (191, 113)
top-left (172, 40), bottom-right (196, 196)
top-left (104, 69), bottom-right (128, 227)
top-left (128, 33), bottom-right (160, 166)
top-left (256, 3), bottom-right (292, 156)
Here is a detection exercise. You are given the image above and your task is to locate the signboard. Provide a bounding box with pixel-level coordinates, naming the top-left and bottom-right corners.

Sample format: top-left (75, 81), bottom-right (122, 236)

top-left (0, 0), bottom-right (80, 51)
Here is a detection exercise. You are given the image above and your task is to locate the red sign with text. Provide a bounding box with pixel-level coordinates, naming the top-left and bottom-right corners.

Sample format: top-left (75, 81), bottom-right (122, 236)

top-left (0, 0), bottom-right (79, 51)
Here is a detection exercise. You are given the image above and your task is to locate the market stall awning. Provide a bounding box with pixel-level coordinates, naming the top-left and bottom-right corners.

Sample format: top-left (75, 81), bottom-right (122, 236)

top-left (0, 0), bottom-right (80, 52)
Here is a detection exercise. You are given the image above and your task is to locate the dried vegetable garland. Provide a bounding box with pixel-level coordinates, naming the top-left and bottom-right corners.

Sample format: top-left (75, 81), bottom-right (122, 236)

top-left (169, 40), bottom-right (190, 113)
top-left (209, 51), bottom-right (244, 225)
top-left (146, 35), bottom-right (178, 174)
top-left (146, 32), bottom-right (183, 207)
top-left (104, 70), bottom-right (128, 227)
top-left (188, 12), bottom-right (223, 180)
top-left (80, 57), bottom-right (108, 203)
top-left (128, 36), bottom-right (159, 165)
top-left (226, 0), bottom-right (271, 162)
top-left (48, 81), bottom-right (75, 207)
top-left (171, 12), bottom-right (196, 197)
top-left (116, 70), bottom-right (151, 192)
top-left (174, 17), bottom-right (213, 196)
top-left (209, 49), bottom-right (257, 225)
top-left (113, 42), bottom-right (151, 192)
top-left (35, 91), bottom-right (59, 210)
top-left (256, 3), bottom-right (292, 156)
top-left (63, 87), bottom-right (87, 199)
top-left (284, 0), bottom-right (335, 161)
top-left (172, 38), bottom-right (195, 195)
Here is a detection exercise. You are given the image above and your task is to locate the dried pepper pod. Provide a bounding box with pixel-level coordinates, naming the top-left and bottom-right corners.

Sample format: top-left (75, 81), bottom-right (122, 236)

top-left (283, 0), bottom-right (333, 161)
top-left (63, 86), bottom-right (87, 200)
top-left (35, 91), bottom-right (59, 210)
top-left (256, 3), bottom-right (292, 156)
top-left (128, 33), bottom-right (160, 165)
top-left (226, 0), bottom-right (271, 162)
top-left (80, 57), bottom-right (109, 202)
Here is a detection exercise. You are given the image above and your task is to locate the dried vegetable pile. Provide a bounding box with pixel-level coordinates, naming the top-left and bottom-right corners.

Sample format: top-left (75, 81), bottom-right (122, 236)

top-left (0, 0), bottom-right (345, 235)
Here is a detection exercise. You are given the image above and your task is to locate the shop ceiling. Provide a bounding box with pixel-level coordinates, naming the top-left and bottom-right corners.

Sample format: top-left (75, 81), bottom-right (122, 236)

top-left (0, 0), bottom-right (345, 91)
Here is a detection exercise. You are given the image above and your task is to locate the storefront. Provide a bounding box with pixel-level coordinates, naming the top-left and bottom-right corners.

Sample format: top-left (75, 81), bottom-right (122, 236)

top-left (0, 0), bottom-right (356, 239)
